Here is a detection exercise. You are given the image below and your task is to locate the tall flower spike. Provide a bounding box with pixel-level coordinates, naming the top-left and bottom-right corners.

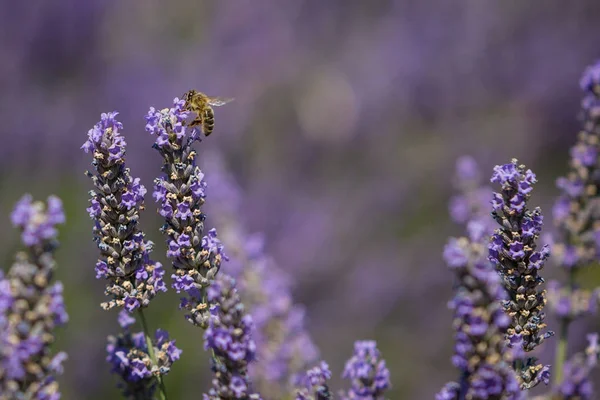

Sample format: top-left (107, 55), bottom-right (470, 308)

top-left (552, 59), bottom-right (600, 277)
top-left (106, 310), bottom-right (182, 400)
top-left (82, 112), bottom-right (167, 311)
top-left (203, 274), bottom-right (261, 399)
top-left (295, 362), bottom-right (333, 400)
top-left (147, 98), bottom-right (222, 329)
top-left (488, 159), bottom-right (553, 390)
top-left (204, 153), bottom-right (320, 397)
top-left (340, 340), bottom-right (390, 400)
top-left (438, 222), bottom-right (522, 399)
top-left (0, 195), bottom-right (68, 399)
top-left (551, 60), bottom-right (600, 385)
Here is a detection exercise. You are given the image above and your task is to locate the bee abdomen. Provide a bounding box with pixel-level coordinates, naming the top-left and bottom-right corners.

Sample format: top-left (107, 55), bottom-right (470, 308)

top-left (202, 108), bottom-right (215, 136)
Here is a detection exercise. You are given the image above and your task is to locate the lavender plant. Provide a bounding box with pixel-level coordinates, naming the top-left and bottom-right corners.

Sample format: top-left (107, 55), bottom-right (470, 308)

top-left (82, 112), bottom-right (167, 312)
top-left (439, 160), bottom-right (521, 400)
top-left (6, 58), bottom-right (600, 399)
top-left (488, 159), bottom-right (553, 389)
top-left (83, 112), bottom-right (174, 399)
top-left (146, 98), bottom-right (223, 330)
top-left (550, 60), bottom-right (600, 385)
top-left (203, 274), bottom-right (261, 399)
top-left (0, 195), bottom-right (68, 399)
top-left (204, 153), bottom-right (320, 397)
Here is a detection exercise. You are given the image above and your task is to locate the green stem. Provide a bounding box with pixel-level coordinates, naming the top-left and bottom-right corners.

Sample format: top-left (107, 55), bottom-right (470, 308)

top-left (553, 319), bottom-right (569, 385)
top-left (138, 309), bottom-right (168, 400)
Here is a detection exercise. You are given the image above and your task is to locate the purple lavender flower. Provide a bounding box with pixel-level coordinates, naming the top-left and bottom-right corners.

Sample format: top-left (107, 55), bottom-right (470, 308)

top-left (439, 219), bottom-right (522, 399)
top-left (148, 98), bottom-right (223, 329)
top-left (339, 340), bottom-right (390, 399)
top-left (203, 274), bottom-right (261, 399)
top-left (204, 153), bottom-right (320, 397)
top-left (553, 61), bottom-right (600, 270)
top-left (554, 333), bottom-right (600, 399)
top-left (106, 311), bottom-right (182, 399)
top-left (551, 60), bottom-right (600, 386)
top-left (436, 382), bottom-right (461, 400)
top-left (295, 362), bottom-right (332, 400)
top-left (488, 159), bottom-right (553, 389)
top-left (0, 195), bottom-right (68, 399)
top-left (82, 112), bottom-right (167, 311)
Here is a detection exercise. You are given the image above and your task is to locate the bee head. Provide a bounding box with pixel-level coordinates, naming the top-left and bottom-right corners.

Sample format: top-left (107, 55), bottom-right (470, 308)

top-left (183, 90), bottom-right (196, 102)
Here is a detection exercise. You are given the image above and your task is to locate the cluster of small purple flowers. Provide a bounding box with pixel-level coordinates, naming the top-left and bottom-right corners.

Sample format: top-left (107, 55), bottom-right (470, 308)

top-left (6, 60), bottom-right (600, 400)
top-left (82, 112), bottom-right (167, 312)
top-left (339, 341), bottom-right (390, 399)
top-left (0, 195), bottom-right (68, 400)
top-left (438, 159), bottom-right (521, 400)
top-left (84, 95), bottom-right (393, 399)
top-left (295, 362), bottom-right (333, 400)
top-left (203, 153), bottom-right (320, 397)
top-left (438, 60), bottom-right (600, 400)
top-left (203, 274), bottom-right (261, 399)
top-left (146, 98), bottom-right (223, 330)
top-left (549, 59), bottom-right (600, 389)
top-left (488, 159), bottom-right (553, 388)
top-left (105, 310), bottom-right (181, 399)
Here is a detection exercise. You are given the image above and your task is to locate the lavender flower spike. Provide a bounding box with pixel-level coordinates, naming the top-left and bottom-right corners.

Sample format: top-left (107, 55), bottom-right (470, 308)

top-left (82, 112), bottom-right (167, 311)
top-left (550, 60), bottom-right (600, 386)
top-left (106, 310), bottom-right (182, 399)
top-left (295, 362), bottom-right (333, 400)
top-left (203, 274), bottom-right (262, 399)
top-left (340, 340), bottom-right (390, 400)
top-left (553, 59), bottom-right (600, 273)
top-left (489, 159), bottom-right (553, 389)
top-left (439, 221), bottom-right (521, 400)
top-left (0, 195), bottom-right (68, 399)
top-left (148, 98), bottom-right (223, 328)
top-left (204, 152), bottom-right (319, 397)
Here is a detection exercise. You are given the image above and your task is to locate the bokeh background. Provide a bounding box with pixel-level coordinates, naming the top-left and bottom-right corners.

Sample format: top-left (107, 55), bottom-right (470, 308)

top-left (2, 1), bottom-right (600, 398)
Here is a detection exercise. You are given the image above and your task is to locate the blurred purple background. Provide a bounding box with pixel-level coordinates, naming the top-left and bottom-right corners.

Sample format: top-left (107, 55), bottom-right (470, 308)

top-left (2, 1), bottom-right (600, 398)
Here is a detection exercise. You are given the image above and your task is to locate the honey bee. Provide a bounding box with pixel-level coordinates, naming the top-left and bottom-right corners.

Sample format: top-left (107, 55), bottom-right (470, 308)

top-left (182, 90), bottom-right (234, 136)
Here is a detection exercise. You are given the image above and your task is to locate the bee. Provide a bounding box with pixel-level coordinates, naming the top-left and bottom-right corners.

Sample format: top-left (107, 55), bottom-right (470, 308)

top-left (182, 90), bottom-right (234, 136)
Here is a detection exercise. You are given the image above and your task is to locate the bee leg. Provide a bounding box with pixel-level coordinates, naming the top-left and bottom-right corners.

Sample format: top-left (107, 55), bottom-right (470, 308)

top-left (189, 117), bottom-right (203, 127)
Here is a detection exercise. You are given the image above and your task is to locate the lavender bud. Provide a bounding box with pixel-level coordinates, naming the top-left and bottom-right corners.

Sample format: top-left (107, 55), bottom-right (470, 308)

top-left (488, 159), bottom-right (553, 389)
top-left (203, 274), bottom-right (262, 399)
top-left (295, 362), bottom-right (333, 400)
top-left (0, 195), bottom-right (68, 399)
top-left (82, 112), bottom-right (167, 311)
top-left (147, 99), bottom-right (223, 329)
top-left (339, 340), bottom-right (390, 400)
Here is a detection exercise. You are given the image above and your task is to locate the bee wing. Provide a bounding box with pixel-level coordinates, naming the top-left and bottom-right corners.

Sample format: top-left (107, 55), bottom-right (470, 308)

top-left (206, 97), bottom-right (235, 107)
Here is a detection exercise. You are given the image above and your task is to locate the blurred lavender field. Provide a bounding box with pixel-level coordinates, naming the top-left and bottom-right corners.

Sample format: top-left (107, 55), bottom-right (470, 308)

top-left (2, 1), bottom-right (600, 398)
